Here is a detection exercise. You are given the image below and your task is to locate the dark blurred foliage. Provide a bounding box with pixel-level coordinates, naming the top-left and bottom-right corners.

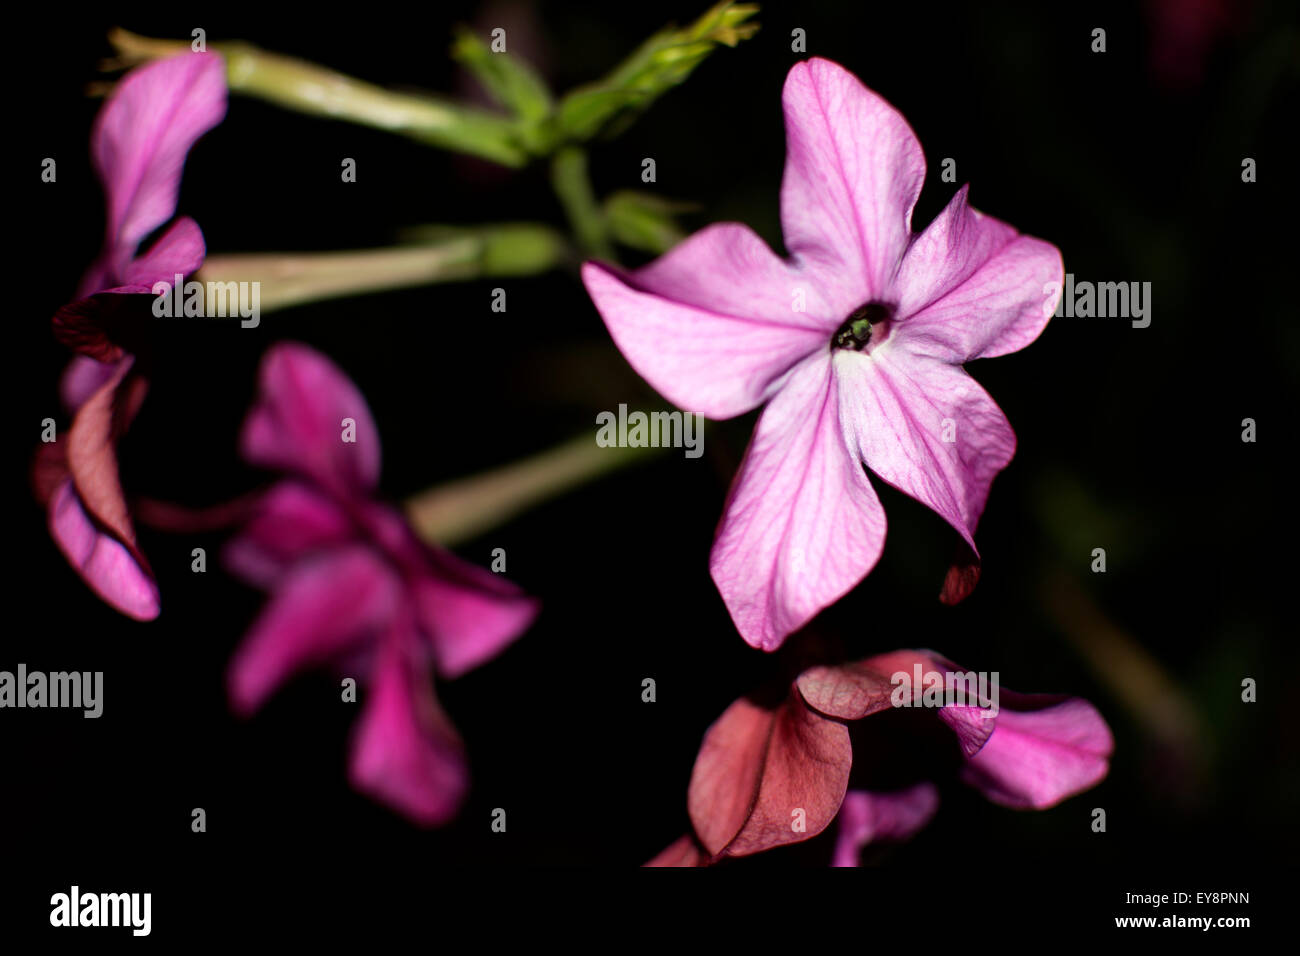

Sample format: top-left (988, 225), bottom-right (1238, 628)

top-left (5, 0), bottom-right (1296, 913)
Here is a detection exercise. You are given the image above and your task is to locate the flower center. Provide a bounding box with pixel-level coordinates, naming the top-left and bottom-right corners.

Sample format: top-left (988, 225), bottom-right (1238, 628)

top-left (832, 302), bottom-right (893, 351)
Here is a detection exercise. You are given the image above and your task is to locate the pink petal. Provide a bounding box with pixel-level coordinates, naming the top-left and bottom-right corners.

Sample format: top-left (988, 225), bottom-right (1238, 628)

top-left (961, 697), bottom-right (1114, 809)
top-left (93, 52), bottom-right (227, 266)
top-left (892, 186), bottom-right (1063, 363)
top-left (644, 835), bottom-right (710, 867)
top-left (348, 629), bottom-right (468, 827)
top-left (779, 58), bottom-right (925, 305)
top-left (241, 342), bottom-right (382, 496)
top-left (711, 354), bottom-right (886, 651)
top-left (120, 216), bottom-right (207, 289)
top-left (60, 356), bottom-right (120, 412)
top-left (835, 349), bottom-right (1015, 553)
top-left (687, 688), bottom-right (851, 858)
top-left (582, 248), bottom-right (823, 419)
top-left (227, 545), bottom-right (402, 715)
top-left (48, 478), bottom-right (159, 621)
top-left (831, 784), bottom-right (940, 867)
top-left (223, 481), bottom-right (354, 590)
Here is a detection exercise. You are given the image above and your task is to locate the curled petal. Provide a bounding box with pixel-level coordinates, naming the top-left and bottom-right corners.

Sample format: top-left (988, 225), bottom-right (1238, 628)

top-left (711, 354), bottom-right (885, 651)
top-left (242, 342), bottom-right (382, 496)
top-left (644, 835), bottom-right (710, 868)
top-left (892, 187), bottom-right (1063, 363)
top-left (831, 784), bottom-right (940, 867)
top-left (582, 251), bottom-right (823, 420)
top-left (961, 696), bottom-right (1114, 809)
top-left (780, 58), bottom-right (925, 306)
top-left (120, 216), bottom-right (207, 289)
top-left (93, 51), bottom-right (227, 264)
top-left (349, 629), bottom-right (468, 827)
top-left (687, 687), bottom-right (851, 858)
top-left (835, 349), bottom-right (1015, 553)
top-left (48, 479), bottom-right (159, 621)
top-left (227, 545), bottom-right (402, 715)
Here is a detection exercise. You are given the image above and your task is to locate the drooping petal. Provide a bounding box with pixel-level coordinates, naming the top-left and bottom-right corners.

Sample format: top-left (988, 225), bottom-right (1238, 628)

top-left (223, 481), bottom-right (354, 590)
top-left (779, 58), bottom-right (926, 305)
top-left (644, 834), bottom-right (710, 867)
top-left (226, 545), bottom-right (402, 715)
top-left (348, 627), bottom-right (468, 827)
top-left (711, 354), bottom-right (886, 651)
top-left (687, 687), bottom-right (851, 858)
top-left (120, 216), bottom-right (207, 289)
top-left (93, 52), bottom-right (227, 266)
top-left (354, 502), bottom-right (540, 678)
top-left (960, 696), bottom-right (1114, 809)
top-left (835, 348), bottom-right (1015, 552)
top-left (582, 247), bottom-right (824, 419)
top-left (891, 187), bottom-right (1063, 363)
top-left (831, 784), bottom-right (940, 867)
top-left (48, 479), bottom-right (159, 621)
top-left (241, 342), bottom-right (382, 496)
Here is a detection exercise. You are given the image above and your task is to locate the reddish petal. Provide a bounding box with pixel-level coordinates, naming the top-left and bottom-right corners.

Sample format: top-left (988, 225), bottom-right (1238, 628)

top-left (223, 481), bottom-right (354, 590)
top-left (711, 354), bottom-right (886, 651)
top-left (48, 479), bottom-right (159, 620)
top-left (93, 52), bottom-right (226, 264)
top-left (687, 687), bottom-right (851, 858)
top-left (241, 342), bottom-right (382, 496)
top-left (780, 59), bottom-right (925, 305)
top-left (645, 835), bottom-right (710, 867)
top-left (227, 545), bottom-right (402, 715)
top-left (831, 784), bottom-right (940, 867)
top-left (348, 629), bottom-right (468, 827)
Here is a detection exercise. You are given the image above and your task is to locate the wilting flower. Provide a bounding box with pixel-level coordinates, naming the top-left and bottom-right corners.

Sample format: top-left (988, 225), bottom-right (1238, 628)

top-left (36, 52), bottom-right (226, 619)
top-left (225, 342), bottom-right (539, 826)
top-left (583, 58), bottom-right (1063, 651)
top-left (649, 649), bottom-right (1111, 866)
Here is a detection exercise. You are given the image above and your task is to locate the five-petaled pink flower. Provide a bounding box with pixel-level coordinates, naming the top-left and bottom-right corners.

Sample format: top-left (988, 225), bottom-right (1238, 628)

top-left (37, 52), bottom-right (227, 619)
top-left (648, 649), bottom-right (1111, 866)
top-left (225, 342), bottom-right (540, 826)
top-left (583, 58), bottom-right (1064, 650)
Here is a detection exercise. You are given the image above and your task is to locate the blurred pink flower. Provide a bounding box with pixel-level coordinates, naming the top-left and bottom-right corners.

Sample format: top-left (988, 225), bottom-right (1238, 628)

top-left (226, 343), bottom-right (540, 826)
top-left (39, 52), bottom-right (226, 619)
top-left (649, 649), bottom-right (1110, 866)
top-left (583, 58), bottom-right (1063, 651)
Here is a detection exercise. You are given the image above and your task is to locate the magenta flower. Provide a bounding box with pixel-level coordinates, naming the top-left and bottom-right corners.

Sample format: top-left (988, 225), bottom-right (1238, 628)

top-left (583, 58), bottom-right (1063, 650)
top-left (39, 52), bottom-right (226, 619)
top-left (226, 343), bottom-right (540, 826)
top-left (649, 649), bottom-right (1111, 865)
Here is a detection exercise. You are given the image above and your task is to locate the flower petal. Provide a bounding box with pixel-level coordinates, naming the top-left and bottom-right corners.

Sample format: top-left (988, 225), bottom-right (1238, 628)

top-left (892, 187), bottom-right (1063, 363)
top-left (223, 481), bottom-right (354, 590)
top-left (48, 478), bottom-right (159, 621)
top-left (241, 342), bottom-right (382, 496)
top-left (711, 354), bottom-right (886, 651)
top-left (93, 52), bottom-right (226, 265)
top-left (780, 58), bottom-right (926, 304)
top-left (348, 629), bottom-right (468, 827)
top-left (644, 835), bottom-right (710, 867)
top-left (60, 356), bottom-right (120, 413)
top-left (582, 247), bottom-right (823, 419)
top-left (961, 696), bottom-right (1114, 809)
top-left (226, 545), bottom-right (402, 715)
top-left (687, 687), bottom-right (851, 858)
top-left (835, 348), bottom-right (1015, 552)
top-left (831, 784), bottom-right (940, 867)
top-left (120, 216), bottom-right (207, 289)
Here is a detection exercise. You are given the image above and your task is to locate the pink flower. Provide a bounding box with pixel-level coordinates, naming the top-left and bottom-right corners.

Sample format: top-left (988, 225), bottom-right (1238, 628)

top-left (39, 52), bottom-right (226, 619)
top-left (583, 58), bottom-right (1063, 650)
top-left (648, 649), bottom-right (1111, 866)
top-left (226, 343), bottom-right (540, 826)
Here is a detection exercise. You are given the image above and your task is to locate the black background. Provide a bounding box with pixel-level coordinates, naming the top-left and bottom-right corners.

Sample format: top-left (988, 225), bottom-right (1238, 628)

top-left (4, 0), bottom-right (1294, 935)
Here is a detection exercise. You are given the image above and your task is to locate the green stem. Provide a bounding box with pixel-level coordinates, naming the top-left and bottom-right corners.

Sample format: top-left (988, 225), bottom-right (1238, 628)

top-left (549, 146), bottom-right (615, 261)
